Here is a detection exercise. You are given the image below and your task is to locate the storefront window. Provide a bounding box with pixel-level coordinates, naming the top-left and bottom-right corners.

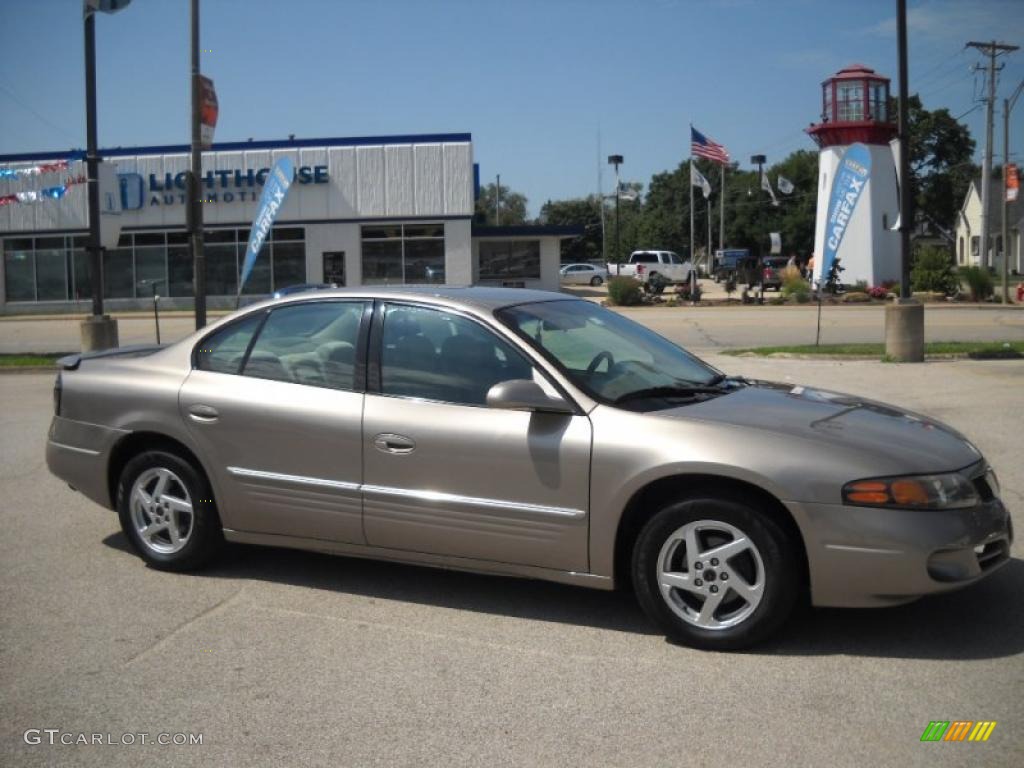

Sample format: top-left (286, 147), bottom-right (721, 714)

top-left (479, 240), bottom-right (541, 280)
top-left (206, 242), bottom-right (239, 296)
top-left (242, 245), bottom-right (272, 295)
top-left (103, 246), bottom-right (134, 299)
top-left (272, 241), bottom-right (306, 288)
top-left (361, 223), bottom-right (445, 284)
top-left (34, 237), bottom-right (67, 301)
top-left (3, 239), bottom-right (35, 301)
top-left (135, 244), bottom-right (167, 298)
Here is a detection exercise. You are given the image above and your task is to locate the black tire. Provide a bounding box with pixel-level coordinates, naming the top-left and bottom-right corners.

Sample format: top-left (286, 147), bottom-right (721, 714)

top-left (116, 450), bottom-right (224, 571)
top-left (590, 275), bottom-right (604, 286)
top-left (632, 495), bottom-right (799, 650)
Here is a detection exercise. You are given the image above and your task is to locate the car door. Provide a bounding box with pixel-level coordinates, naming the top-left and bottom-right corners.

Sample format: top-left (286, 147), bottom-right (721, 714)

top-left (361, 301), bottom-right (592, 571)
top-left (179, 299), bottom-right (370, 543)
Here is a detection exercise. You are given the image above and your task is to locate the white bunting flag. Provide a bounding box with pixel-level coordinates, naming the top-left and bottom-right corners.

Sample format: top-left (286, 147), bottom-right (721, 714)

top-left (761, 172), bottom-right (779, 206)
top-left (777, 175), bottom-right (795, 194)
top-left (691, 164), bottom-right (711, 199)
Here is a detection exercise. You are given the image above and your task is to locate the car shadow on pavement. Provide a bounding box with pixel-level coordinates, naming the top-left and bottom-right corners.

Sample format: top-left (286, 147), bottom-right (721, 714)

top-left (102, 533), bottom-right (657, 636)
top-left (763, 558), bottom-right (1024, 660)
top-left (102, 534), bottom-right (1024, 656)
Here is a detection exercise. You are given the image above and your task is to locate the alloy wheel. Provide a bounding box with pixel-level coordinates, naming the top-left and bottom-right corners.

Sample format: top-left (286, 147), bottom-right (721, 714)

top-left (656, 519), bottom-right (766, 630)
top-left (128, 467), bottom-right (194, 555)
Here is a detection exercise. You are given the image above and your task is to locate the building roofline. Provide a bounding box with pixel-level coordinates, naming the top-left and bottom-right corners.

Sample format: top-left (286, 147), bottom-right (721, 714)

top-left (0, 132), bottom-right (473, 163)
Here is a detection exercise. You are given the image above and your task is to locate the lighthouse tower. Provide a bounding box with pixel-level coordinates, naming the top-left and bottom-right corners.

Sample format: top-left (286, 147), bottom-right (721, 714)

top-left (808, 64), bottom-right (900, 287)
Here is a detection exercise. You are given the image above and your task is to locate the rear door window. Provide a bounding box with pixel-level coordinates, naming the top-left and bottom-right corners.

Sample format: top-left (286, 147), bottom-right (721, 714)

top-left (242, 301), bottom-right (367, 390)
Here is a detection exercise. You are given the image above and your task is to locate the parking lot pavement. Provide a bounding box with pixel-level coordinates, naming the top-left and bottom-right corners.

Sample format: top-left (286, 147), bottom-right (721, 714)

top-left (1, 359), bottom-right (1022, 767)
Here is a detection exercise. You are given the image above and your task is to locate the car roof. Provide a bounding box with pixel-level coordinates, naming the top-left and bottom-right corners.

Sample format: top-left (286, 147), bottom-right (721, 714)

top-left (245, 285), bottom-right (575, 314)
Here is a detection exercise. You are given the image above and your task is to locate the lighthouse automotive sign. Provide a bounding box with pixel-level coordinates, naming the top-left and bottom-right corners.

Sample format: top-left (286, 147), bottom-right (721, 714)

top-left (820, 143), bottom-right (872, 283)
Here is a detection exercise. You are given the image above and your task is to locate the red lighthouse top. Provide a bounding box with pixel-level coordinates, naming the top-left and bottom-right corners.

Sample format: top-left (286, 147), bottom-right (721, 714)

top-left (807, 64), bottom-right (897, 147)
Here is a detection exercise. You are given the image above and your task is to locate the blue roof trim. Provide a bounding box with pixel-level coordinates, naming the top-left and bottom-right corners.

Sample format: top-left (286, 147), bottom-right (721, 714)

top-left (0, 132), bottom-right (473, 163)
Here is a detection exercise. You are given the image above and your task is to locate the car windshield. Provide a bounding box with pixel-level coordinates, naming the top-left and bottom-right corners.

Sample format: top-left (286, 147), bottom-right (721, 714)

top-left (497, 299), bottom-right (722, 404)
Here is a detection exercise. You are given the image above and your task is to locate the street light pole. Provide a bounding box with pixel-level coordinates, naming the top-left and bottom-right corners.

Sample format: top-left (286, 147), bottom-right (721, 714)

top-left (608, 155), bottom-right (623, 262)
top-left (80, 5), bottom-right (118, 351)
top-left (188, 0), bottom-right (207, 329)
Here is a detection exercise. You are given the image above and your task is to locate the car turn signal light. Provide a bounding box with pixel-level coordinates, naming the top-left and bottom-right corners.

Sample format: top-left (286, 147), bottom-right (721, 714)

top-left (842, 473), bottom-right (979, 510)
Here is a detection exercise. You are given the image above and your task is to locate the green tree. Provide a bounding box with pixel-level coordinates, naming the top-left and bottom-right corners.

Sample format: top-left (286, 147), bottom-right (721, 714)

top-left (905, 95), bottom-right (977, 233)
top-left (475, 182), bottom-right (528, 226)
top-left (538, 196), bottom-right (603, 262)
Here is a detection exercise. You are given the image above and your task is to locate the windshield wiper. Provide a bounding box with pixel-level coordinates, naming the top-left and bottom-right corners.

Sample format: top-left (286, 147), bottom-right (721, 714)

top-left (613, 385), bottom-right (724, 404)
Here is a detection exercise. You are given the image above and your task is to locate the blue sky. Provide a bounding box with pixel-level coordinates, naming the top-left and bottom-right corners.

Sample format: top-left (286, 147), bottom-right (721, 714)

top-left (1, 0), bottom-right (1022, 215)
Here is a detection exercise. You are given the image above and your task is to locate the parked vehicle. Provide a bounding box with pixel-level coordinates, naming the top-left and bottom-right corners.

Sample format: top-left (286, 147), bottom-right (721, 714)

top-left (713, 249), bottom-right (750, 283)
top-left (607, 251), bottom-right (693, 287)
top-left (560, 263), bottom-right (608, 286)
top-left (272, 283), bottom-right (336, 299)
top-left (761, 257), bottom-right (789, 291)
top-left (47, 287), bottom-right (1011, 650)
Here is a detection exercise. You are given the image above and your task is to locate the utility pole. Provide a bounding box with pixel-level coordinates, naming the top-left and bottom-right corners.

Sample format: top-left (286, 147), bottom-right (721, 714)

top-left (1003, 79), bottom-right (1024, 303)
top-left (189, 0), bottom-right (207, 329)
top-left (967, 41), bottom-right (1018, 270)
top-left (608, 155), bottom-right (623, 262)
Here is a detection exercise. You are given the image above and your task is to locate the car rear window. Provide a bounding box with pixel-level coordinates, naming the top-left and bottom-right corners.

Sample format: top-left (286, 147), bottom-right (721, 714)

top-left (194, 314), bottom-right (264, 374)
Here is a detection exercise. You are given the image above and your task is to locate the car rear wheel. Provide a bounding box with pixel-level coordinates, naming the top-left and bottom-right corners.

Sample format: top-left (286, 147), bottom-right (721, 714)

top-left (632, 496), bottom-right (799, 650)
top-left (590, 275), bottom-right (604, 286)
top-left (117, 450), bottom-right (223, 571)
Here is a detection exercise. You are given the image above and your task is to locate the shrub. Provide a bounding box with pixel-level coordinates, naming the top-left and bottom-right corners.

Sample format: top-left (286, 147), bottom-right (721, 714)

top-left (853, 280), bottom-right (868, 292)
top-left (911, 246), bottom-right (956, 294)
top-left (867, 285), bottom-right (890, 299)
top-left (959, 266), bottom-right (994, 301)
top-left (782, 268), bottom-right (810, 303)
top-left (724, 275), bottom-right (738, 299)
top-left (843, 291), bottom-right (871, 303)
top-left (768, 295), bottom-right (787, 306)
top-left (607, 276), bottom-right (644, 306)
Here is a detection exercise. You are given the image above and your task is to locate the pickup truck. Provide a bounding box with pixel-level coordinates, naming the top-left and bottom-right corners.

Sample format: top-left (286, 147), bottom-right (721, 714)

top-left (607, 251), bottom-right (693, 287)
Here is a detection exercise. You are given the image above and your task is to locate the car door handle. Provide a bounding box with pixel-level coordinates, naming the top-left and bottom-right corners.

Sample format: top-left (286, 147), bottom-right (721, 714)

top-left (187, 404), bottom-right (219, 422)
top-left (373, 433), bottom-right (415, 454)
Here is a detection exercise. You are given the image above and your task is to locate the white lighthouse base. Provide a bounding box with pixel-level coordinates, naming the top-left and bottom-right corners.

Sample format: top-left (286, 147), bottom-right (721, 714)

top-left (812, 143), bottom-right (901, 289)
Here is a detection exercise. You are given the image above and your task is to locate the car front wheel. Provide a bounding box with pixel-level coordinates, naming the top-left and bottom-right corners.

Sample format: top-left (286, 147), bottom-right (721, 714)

top-left (590, 275), bottom-right (604, 286)
top-left (116, 450), bottom-right (223, 571)
top-left (632, 496), bottom-right (799, 650)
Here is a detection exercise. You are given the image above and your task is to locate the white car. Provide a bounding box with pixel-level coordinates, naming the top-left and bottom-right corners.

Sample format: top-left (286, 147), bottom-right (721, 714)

top-left (560, 263), bottom-right (608, 286)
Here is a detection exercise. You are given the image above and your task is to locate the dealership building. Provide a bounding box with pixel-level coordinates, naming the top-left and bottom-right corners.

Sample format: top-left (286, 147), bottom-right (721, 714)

top-left (0, 133), bottom-right (578, 313)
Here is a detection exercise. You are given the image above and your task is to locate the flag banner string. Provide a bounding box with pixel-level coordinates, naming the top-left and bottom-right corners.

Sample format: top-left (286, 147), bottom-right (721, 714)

top-left (0, 159), bottom-right (72, 180)
top-left (0, 175), bottom-right (88, 206)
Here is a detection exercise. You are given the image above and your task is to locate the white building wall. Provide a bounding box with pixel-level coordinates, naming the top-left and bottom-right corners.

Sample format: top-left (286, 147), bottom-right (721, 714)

top-left (0, 139), bottom-right (474, 235)
top-left (812, 143), bottom-right (900, 287)
top-left (445, 219), bottom-right (473, 284)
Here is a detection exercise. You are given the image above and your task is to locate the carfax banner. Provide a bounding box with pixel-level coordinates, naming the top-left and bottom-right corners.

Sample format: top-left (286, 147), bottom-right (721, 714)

top-left (240, 157), bottom-right (294, 292)
top-left (820, 143), bottom-right (871, 283)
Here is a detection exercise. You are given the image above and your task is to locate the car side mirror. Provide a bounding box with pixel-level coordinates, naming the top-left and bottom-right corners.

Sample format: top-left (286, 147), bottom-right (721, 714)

top-left (486, 379), bottom-right (574, 414)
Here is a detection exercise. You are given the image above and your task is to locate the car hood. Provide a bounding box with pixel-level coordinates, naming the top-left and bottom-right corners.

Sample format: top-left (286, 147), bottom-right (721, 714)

top-left (662, 381), bottom-right (982, 475)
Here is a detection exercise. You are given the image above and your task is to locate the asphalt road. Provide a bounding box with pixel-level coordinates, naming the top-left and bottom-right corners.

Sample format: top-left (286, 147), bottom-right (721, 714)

top-left (1, 302), bottom-right (1023, 355)
top-left (1, 356), bottom-right (1021, 767)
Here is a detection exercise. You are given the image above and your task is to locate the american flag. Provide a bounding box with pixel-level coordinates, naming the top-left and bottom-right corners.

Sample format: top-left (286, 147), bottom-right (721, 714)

top-left (691, 126), bottom-right (730, 164)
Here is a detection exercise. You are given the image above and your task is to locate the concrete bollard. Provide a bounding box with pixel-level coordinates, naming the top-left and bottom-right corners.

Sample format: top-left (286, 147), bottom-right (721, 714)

top-left (884, 299), bottom-right (924, 362)
top-left (79, 315), bottom-right (119, 352)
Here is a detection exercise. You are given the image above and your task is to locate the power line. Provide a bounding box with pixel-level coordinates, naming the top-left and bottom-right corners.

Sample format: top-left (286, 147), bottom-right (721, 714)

top-left (0, 80), bottom-right (80, 148)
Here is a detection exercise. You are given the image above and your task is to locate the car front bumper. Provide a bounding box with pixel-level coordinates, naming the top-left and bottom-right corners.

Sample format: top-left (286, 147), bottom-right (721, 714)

top-left (789, 497), bottom-right (1013, 608)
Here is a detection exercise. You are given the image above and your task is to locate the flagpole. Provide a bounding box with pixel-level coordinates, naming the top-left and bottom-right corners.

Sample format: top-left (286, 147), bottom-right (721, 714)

top-left (706, 194), bottom-right (712, 269)
top-left (689, 136), bottom-right (694, 269)
top-left (719, 164), bottom-right (725, 256)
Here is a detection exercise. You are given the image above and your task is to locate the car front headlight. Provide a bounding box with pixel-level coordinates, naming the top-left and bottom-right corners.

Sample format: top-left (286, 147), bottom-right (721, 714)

top-left (842, 472), bottom-right (979, 510)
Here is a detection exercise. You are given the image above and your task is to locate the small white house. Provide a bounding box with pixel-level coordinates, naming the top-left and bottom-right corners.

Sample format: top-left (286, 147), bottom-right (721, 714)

top-left (955, 179), bottom-right (1022, 273)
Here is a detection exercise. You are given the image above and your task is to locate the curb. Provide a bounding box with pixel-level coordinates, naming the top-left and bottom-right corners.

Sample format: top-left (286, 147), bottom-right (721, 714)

top-left (0, 366), bottom-right (57, 374)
